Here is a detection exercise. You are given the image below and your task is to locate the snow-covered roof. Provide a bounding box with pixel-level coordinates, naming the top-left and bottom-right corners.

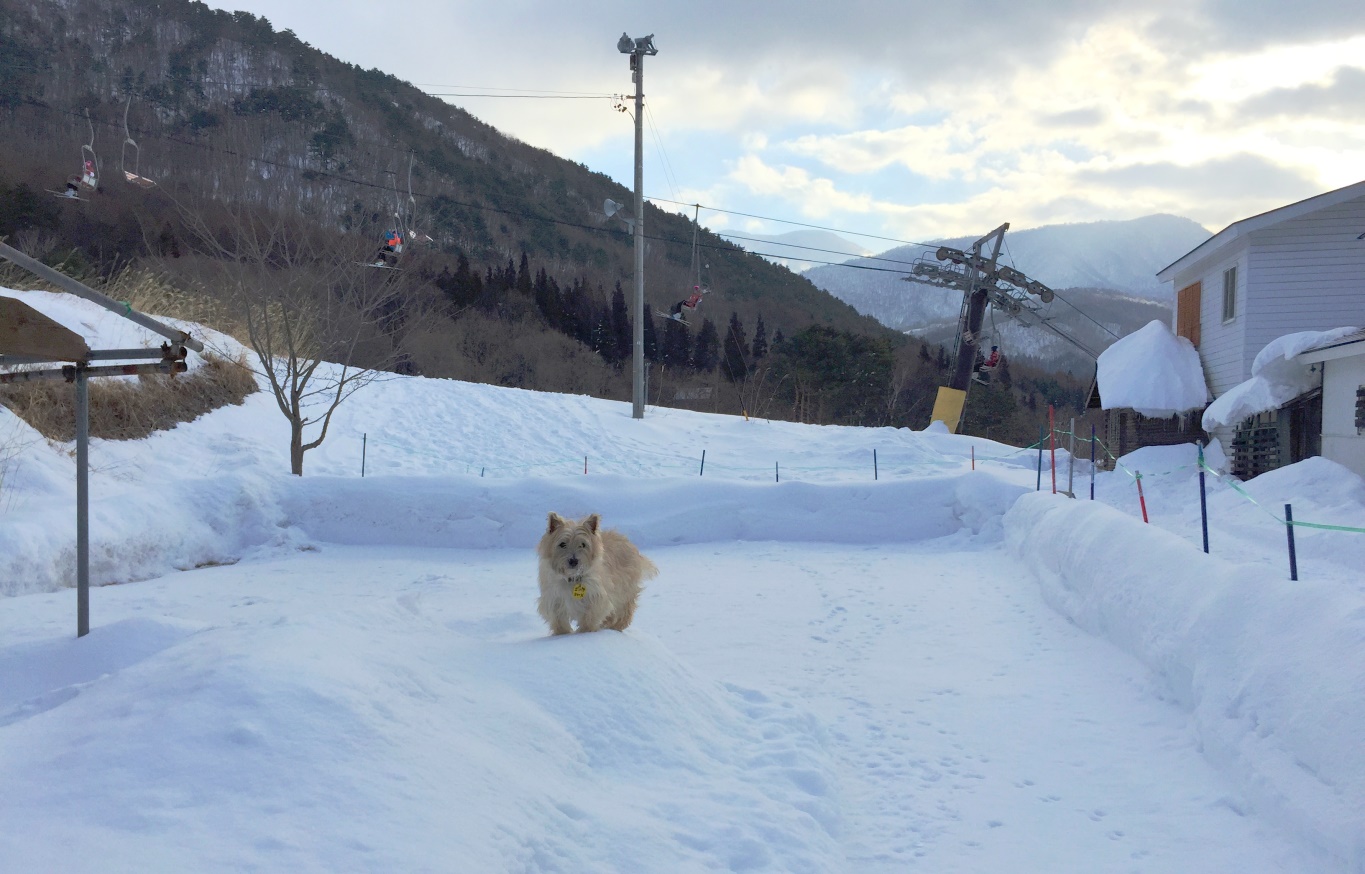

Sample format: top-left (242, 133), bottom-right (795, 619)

top-left (1202, 327), bottom-right (1360, 431)
top-left (1156, 179), bottom-right (1365, 282)
top-left (1095, 320), bottom-right (1209, 417)
top-left (1294, 327), bottom-right (1365, 363)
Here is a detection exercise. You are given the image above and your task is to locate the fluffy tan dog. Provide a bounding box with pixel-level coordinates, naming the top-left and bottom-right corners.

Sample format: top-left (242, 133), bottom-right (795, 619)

top-left (536, 512), bottom-right (657, 635)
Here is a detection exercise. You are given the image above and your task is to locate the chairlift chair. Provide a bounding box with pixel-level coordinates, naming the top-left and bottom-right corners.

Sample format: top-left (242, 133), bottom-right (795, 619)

top-left (120, 97), bottom-right (155, 188)
top-left (80, 109), bottom-right (98, 189)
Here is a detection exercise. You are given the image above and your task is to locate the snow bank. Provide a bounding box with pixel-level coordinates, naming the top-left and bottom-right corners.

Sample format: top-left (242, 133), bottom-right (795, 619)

top-left (1096, 320), bottom-right (1208, 417)
top-left (1, 469), bottom-right (1030, 597)
top-left (1203, 327), bottom-right (1359, 431)
top-left (0, 597), bottom-right (842, 871)
top-left (1004, 492), bottom-right (1365, 869)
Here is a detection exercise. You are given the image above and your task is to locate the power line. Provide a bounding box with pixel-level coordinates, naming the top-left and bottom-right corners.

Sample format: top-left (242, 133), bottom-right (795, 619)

top-left (645, 195), bottom-right (939, 250)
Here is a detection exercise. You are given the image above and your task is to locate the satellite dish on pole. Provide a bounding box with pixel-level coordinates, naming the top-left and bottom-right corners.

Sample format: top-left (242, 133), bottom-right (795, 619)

top-left (603, 198), bottom-right (634, 232)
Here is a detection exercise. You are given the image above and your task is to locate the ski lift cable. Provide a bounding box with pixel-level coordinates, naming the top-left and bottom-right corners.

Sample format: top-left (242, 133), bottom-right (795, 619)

top-left (34, 102), bottom-right (919, 265)
top-left (644, 105), bottom-right (681, 203)
top-left (1002, 236), bottom-right (1119, 341)
top-left (645, 195), bottom-right (940, 250)
top-left (22, 103), bottom-right (962, 275)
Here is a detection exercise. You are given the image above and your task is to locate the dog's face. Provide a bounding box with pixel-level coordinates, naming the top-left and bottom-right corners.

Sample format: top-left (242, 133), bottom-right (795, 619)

top-left (539, 512), bottom-right (601, 580)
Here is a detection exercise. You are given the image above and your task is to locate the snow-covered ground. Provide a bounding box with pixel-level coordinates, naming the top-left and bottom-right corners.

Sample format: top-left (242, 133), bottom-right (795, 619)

top-left (2, 288), bottom-right (1364, 872)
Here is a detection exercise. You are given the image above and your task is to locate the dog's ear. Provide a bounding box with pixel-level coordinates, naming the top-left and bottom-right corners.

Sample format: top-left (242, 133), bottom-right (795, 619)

top-left (584, 513), bottom-right (600, 534)
top-left (546, 512), bottom-right (566, 534)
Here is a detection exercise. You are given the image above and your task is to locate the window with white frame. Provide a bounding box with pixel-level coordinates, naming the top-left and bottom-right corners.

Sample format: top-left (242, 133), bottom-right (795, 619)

top-left (1222, 266), bottom-right (1237, 322)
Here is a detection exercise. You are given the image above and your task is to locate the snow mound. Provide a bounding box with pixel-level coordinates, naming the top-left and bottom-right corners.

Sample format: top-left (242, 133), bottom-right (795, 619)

top-left (1005, 493), bottom-right (1365, 870)
top-left (0, 600), bottom-right (842, 872)
top-left (1096, 320), bottom-right (1208, 417)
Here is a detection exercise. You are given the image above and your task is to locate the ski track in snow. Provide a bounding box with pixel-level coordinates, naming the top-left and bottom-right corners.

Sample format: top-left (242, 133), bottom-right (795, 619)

top-left (649, 542), bottom-right (1311, 873)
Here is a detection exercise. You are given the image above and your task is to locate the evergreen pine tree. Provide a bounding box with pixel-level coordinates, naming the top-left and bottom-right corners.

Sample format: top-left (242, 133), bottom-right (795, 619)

top-left (643, 309), bottom-right (659, 362)
top-left (722, 311), bottom-right (750, 382)
top-left (662, 320), bottom-right (691, 369)
top-left (693, 318), bottom-right (720, 371)
top-left (516, 252), bottom-right (532, 295)
top-left (609, 283), bottom-right (631, 365)
top-left (751, 314), bottom-right (768, 359)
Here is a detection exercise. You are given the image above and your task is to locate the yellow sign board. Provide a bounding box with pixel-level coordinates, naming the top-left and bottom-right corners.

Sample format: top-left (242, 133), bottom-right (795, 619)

top-left (0, 297), bottom-right (91, 361)
top-left (930, 386), bottom-right (967, 433)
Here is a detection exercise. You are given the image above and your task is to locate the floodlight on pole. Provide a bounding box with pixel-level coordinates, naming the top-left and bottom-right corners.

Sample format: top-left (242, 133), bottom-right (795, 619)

top-left (616, 32), bottom-right (657, 419)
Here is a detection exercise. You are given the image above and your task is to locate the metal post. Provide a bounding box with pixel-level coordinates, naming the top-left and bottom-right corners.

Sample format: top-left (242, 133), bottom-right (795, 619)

top-left (1036, 425), bottom-right (1045, 491)
top-left (1285, 503), bottom-right (1298, 581)
top-left (75, 365), bottom-right (90, 638)
top-left (629, 43), bottom-right (649, 420)
top-left (873, 449), bottom-right (878, 481)
top-left (775, 461), bottom-right (780, 483)
top-left (1090, 424), bottom-right (1096, 500)
top-left (699, 449), bottom-right (705, 476)
top-left (361, 433), bottom-right (367, 478)
top-left (1198, 442), bottom-right (1209, 554)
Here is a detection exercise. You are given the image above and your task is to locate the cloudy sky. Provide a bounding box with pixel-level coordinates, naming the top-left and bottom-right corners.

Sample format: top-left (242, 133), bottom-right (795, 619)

top-left (214, 0), bottom-right (1365, 251)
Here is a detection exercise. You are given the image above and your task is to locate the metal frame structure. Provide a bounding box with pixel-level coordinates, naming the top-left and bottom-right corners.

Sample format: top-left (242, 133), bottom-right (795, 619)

top-left (0, 240), bottom-right (203, 638)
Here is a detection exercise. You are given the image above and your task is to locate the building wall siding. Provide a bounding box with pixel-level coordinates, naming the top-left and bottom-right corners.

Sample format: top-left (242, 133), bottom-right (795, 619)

top-left (1320, 352), bottom-right (1365, 479)
top-left (1185, 245), bottom-right (1249, 398)
top-left (1244, 195), bottom-right (1365, 375)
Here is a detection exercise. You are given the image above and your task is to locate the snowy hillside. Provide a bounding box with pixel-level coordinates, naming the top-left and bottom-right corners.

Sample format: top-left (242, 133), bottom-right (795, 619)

top-left (803, 214), bottom-right (1209, 370)
top-left (3, 286), bottom-right (1364, 872)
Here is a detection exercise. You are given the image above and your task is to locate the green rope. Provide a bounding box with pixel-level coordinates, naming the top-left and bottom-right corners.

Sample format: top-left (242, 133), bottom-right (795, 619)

top-left (1197, 456), bottom-right (1365, 534)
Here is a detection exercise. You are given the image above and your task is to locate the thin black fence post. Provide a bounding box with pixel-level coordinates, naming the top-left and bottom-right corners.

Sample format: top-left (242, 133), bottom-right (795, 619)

top-left (699, 449), bottom-right (706, 476)
top-left (361, 433), bottom-right (367, 478)
top-left (775, 461), bottom-right (780, 483)
top-left (1036, 425), bottom-right (1045, 491)
top-left (1285, 503), bottom-right (1299, 581)
top-left (873, 449), bottom-right (878, 481)
top-left (1198, 442), bottom-right (1209, 554)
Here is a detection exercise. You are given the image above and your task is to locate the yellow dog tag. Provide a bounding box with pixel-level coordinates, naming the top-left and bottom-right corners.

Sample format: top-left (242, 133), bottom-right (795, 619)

top-left (572, 584), bottom-right (586, 600)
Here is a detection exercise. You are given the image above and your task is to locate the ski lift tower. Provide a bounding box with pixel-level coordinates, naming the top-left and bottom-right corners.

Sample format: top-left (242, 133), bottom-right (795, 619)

top-left (0, 241), bottom-right (203, 638)
top-left (617, 31), bottom-right (657, 419)
top-left (906, 223), bottom-right (1057, 432)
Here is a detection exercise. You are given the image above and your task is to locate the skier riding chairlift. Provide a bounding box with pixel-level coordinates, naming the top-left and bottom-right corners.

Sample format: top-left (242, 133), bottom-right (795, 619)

top-left (669, 287), bottom-right (704, 322)
top-left (372, 229), bottom-right (404, 268)
top-left (973, 345), bottom-right (1002, 384)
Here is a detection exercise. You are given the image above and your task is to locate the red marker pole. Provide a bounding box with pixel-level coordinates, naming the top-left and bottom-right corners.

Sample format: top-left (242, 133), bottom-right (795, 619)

top-left (1136, 472), bottom-right (1149, 523)
top-left (971, 445), bottom-right (975, 470)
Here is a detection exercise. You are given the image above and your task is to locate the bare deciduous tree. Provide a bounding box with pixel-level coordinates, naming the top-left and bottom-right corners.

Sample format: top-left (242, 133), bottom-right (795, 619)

top-left (179, 205), bottom-right (416, 475)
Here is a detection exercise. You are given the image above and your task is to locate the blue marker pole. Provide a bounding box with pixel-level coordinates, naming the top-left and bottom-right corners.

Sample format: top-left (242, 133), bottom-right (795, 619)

top-left (1285, 503), bottom-right (1299, 581)
top-left (1089, 424), bottom-right (1096, 501)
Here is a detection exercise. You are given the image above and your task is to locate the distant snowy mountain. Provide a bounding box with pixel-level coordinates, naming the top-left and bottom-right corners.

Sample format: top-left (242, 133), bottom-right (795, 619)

top-left (720, 229), bottom-right (872, 273)
top-left (802, 214), bottom-right (1210, 374)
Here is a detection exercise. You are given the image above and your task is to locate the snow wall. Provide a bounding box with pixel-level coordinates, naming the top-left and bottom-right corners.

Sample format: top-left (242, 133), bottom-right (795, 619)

top-left (1004, 491), bottom-right (1365, 871)
top-left (2, 471), bottom-right (1028, 597)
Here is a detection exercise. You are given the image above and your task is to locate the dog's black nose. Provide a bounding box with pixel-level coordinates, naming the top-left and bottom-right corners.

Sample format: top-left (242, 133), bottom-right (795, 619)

top-left (567, 557), bottom-right (578, 568)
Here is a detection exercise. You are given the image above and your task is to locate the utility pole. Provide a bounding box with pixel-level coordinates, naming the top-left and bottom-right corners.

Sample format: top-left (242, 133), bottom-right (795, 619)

top-left (618, 32), bottom-right (657, 419)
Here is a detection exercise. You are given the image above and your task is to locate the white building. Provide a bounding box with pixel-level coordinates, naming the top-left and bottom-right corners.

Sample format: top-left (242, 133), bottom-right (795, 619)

top-left (1295, 330), bottom-right (1365, 479)
top-left (1156, 180), bottom-right (1365, 475)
